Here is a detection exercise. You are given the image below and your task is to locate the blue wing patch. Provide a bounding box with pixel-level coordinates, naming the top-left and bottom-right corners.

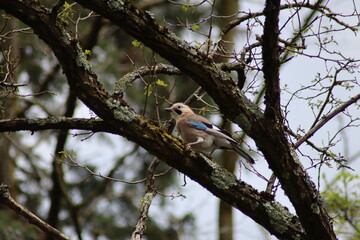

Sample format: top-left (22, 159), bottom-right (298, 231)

top-left (187, 121), bottom-right (209, 130)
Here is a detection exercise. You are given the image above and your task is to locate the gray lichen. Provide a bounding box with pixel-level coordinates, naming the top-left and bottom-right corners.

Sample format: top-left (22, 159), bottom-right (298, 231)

top-left (290, 148), bottom-right (305, 168)
top-left (311, 203), bottom-right (320, 214)
top-left (206, 158), bottom-right (237, 189)
top-left (106, 98), bottom-right (136, 122)
top-left (114, 74), bottom-right (134, 94)
top-left (264, 202), bottom-right (302, 239)
top-left (211, 169), bottom-right (237, 190)
top-left (107, 0), bottom-right (124, 11)
top-left (114, 106), bottom-right (136, 122)
top-left (28, 118), bottom-right (48, 126)
top-left (28, 116), bottom-right (69, 127)
top-left (75, 43), bottom-right (92, 71)
top-left (167, 32), bottom-right (199, 58)
top-left (0, 184), bottom-right (10, 198)
top-left (49, 116), bottom-right (67, 123)
top-left (141, 192), bottom-right (154, 205)
top-left (236, 90), bottom-right (264, 117)
top-left (61, 30), bottom-right (71, 45)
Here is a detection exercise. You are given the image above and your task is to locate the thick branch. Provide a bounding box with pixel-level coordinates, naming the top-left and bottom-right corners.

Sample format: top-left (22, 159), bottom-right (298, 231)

top-left (262, 0), bottom-right (281, 121)
top-left (0, 185), bottom-right (70, 240)
top-left (0, 117), bottom-right (113, 133)
top-left (260, 1), bottom-right (336, 239)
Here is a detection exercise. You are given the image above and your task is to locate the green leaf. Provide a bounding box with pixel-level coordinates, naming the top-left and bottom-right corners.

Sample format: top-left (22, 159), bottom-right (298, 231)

top-left (132, 40), bottom-right (143, 48)
top-left (63, 1), bottom-right (71, 9)
top-left (155, 79), bottom-right (168, 87)
top-left (84, 49), bottom-right (92, 56)
top-left (182, 6), bottom-right (189, 11)
top-left (191, 25), bottom-right (200, 30)
top-left (144, 84), bottom-right (154, 96)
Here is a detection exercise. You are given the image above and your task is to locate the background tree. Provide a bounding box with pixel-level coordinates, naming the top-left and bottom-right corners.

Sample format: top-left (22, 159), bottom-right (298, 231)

top-left (0, 0), bottom-right (359, 240)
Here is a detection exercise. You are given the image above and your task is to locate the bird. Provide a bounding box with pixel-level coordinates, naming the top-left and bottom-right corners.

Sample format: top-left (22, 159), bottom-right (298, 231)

top-left (165, 103), bottom-right (255, 164)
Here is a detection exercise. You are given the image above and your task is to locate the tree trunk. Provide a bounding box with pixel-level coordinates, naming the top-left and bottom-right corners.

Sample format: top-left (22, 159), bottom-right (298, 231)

top-left (0, 16), bottom-right (20, 199)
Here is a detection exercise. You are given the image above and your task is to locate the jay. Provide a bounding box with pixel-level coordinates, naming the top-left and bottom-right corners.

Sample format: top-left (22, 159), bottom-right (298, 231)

top-left (165, 103), bottom-right (255, 164)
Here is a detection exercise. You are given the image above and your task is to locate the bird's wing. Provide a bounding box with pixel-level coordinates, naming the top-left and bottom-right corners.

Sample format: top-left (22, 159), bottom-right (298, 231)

top-left (187, 121), bottom-right (237, 144)
top-left (187, 120), bottom-right (255, 164)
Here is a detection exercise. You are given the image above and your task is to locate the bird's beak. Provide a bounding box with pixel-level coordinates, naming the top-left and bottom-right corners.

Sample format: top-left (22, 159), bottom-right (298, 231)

top-left (165, 107), bottom-right (172, 112)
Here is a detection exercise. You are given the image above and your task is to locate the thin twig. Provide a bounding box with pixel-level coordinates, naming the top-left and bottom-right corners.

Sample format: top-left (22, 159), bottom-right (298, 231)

top-left (294, 93), bottom-right (360, 148)
top-left (265, 173), bottom-right (277, 194)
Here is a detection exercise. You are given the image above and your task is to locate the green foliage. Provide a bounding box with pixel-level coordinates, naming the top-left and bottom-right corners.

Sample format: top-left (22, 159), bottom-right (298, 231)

top-left (181, 0), bottom-right (196, 13)
top-left (59, 1), bottom-right (74, 24)
top-left (1, 14), bottom-right (11, 20)
top-left (84, 49), bottom-right (92, 56)
top-left (58, 150), bottom-right (77, 162)
top-left (191, 24), bottom-right (200, 30)
top-left (63, 1), bottom-right (71, 9)
top-left (155, 79), bottom-right (168, 87)
top-left (144, 79), bottom-right (168, 96)
top-left (322, 171), bottom-right (360, 238)
top-left (131, 40), bottom-right (143, 48)
top-left (181, 5), bottom-right (190, 12)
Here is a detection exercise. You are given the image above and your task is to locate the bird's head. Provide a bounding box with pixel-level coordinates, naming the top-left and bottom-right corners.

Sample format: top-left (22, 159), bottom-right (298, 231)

top-left (165, 103), bottom-right (194, 119)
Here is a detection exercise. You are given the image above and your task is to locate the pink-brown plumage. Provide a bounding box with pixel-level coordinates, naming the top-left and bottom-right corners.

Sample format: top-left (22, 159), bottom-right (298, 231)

top-left (165, 103), bottom-right (255, 164)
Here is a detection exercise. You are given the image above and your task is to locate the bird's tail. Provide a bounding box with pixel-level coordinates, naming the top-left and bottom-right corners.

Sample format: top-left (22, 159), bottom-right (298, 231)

top-left (231, 143), bottom-right (255, 164)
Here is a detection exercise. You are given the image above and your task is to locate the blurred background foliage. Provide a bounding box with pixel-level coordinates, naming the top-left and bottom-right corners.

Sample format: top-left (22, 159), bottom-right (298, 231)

top-left (0, 0), bottom-right (204, 239)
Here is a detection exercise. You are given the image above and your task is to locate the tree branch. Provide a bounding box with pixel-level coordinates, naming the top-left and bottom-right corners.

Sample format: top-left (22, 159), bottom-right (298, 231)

top-left (294, 93), bottom-right (360, 149)
top-left (132, 158), bottom-right (159, 240)
top-left (0, 117), bottom-right (114, 133)
top-left (0, 185), bottom-right (70, 240)
top-left (262, 0), bottom-right (281, 121)
top-left (115, 63), bottom-right (181, 94)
